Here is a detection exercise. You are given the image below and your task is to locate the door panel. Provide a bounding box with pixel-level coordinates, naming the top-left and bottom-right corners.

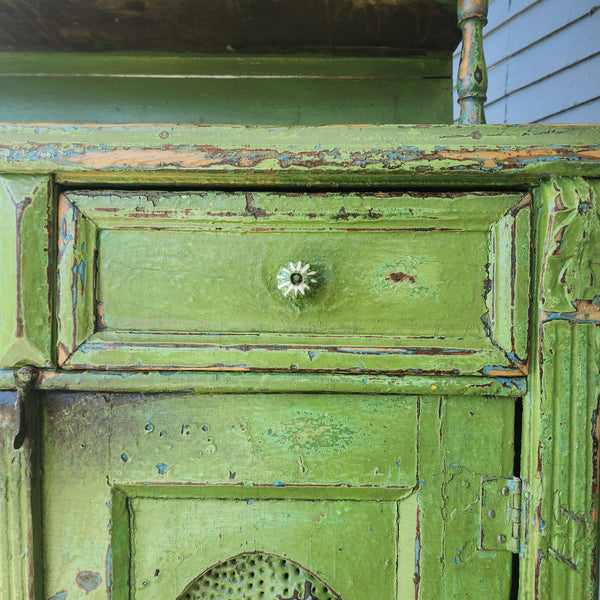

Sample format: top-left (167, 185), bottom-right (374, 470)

top-left (41, 391), bottom-right (516, 599)
top-left (129, 498), bottom-right (397, 598)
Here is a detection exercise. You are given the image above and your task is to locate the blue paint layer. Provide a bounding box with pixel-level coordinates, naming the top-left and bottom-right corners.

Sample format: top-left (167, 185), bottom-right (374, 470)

top-left (156, 463), bottom-right (168, 474)
top-left (76, 571), bottom-right (101, 592)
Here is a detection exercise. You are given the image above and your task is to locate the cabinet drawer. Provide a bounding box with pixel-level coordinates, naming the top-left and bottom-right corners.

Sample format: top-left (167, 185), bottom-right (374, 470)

top-left (57, 190), bottom-right (530, 374)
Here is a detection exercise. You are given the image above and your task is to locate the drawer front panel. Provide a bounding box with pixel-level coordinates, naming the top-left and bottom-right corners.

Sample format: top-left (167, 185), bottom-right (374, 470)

top-left (57, 191), bottom-right (530, 374)
top-left (99, 229), bottom-right (485, 337)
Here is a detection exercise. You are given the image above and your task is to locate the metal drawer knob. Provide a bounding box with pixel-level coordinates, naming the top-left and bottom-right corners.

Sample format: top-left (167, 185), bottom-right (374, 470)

top-left (277, 261), bottom-right (317, 297)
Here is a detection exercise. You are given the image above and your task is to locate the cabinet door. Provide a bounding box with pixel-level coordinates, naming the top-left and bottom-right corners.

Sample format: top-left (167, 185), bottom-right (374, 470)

top-left (40, 388), bottom-right (517, 599)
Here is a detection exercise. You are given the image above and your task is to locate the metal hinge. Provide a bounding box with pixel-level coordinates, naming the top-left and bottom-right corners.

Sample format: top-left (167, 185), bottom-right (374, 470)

top-left (12, 366), bottom-right (39, 450)
top-left (479, 477), bottom-right (522, 554)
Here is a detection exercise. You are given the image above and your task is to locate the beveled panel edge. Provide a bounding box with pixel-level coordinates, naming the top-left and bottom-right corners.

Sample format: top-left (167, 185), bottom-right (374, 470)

top-left (62, 330), bottom-right (516, 377)
top-left (111, 483), bottom-right (413, 501)
top-left (56, 193), bottom-right (98, 365)
top-left (63, 189), bottom-right (523, 232)
top-left (483, 192), bottom-right (531, 374)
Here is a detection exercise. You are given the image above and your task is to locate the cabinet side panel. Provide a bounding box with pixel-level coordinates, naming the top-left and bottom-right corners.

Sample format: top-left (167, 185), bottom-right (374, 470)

top-left (521, 178), bottom-right (600, 600)
top-left (0, 391), bottom-right (39, 600)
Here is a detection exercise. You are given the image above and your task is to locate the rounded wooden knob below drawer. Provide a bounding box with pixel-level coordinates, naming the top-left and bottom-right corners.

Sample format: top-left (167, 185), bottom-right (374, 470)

top-left (277, 261), bottom-right (318, 297)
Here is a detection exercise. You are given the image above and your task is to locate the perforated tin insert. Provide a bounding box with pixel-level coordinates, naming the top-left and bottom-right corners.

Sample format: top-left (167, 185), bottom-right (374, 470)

top-left (177, 552), bottom-right (342, 599)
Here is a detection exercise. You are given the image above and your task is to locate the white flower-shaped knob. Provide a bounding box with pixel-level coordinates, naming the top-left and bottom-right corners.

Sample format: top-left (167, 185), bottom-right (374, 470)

top-left (277, 261), bottom-right (318, 297)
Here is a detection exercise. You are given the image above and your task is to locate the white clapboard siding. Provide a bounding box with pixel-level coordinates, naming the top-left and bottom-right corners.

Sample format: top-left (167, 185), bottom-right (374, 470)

top-left (483, 0), bottom-right (597, 69)
top-left (541, 97), bottom-right (600, 123)
top-left (453, 0), bottom-right (600, 123)
top-left (502, 54), bottom-right (600, 123)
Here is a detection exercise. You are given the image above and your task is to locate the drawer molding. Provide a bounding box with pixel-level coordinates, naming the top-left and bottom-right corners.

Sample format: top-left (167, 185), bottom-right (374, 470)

top-left (57, 190), bottom-right (531, 375)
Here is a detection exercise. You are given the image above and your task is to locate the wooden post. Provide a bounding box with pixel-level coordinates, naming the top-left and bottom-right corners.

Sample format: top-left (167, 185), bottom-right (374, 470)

top-left (457, 0), bottom-right (489, 124)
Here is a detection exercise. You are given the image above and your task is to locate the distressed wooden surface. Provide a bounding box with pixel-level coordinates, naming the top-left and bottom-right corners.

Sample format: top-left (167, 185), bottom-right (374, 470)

top-left (416, 394), bottom-right (515, 598)
top-left (56, 190), bottom-right (529, 375)
top-left (56, 193), bottom-right (97, 366)
top-left (110, 393), bottom-right (418, 492)
top-left (0, 128), bottom-right (596, 600)
top-left (0, 175), bottom-right (53, 368)
top-left (40, 390), bottom-right (515, 600)
top-left (520, 178), bottom-right (600, 600)
top-left (0, 124), bottom-right (598, 186)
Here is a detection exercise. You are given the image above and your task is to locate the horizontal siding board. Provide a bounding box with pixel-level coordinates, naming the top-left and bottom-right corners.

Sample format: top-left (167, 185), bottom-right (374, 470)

top-left (483, 0), bottom-right (598, 69)
top-left (485, 0), bottom-right (513, 32)
top-left (454, 0), bottom-right (600, 123)
top-left (538, 96), bottom-right (600, 123)
top-left (486, 61), bottom-right (509, 105)
top-left (503, 54), bottom-right (600, 123)
top-left (484, 98), bottom-right (507, 125)
top-left (504, 13), bottom-right (600, 94)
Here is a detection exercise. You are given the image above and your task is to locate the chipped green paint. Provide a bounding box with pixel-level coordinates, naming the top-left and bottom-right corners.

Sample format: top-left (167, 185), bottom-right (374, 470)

top-left (0, 124), bottom-right (598, 187)
top-left (38, 391), bottom-right (517, 599)
top-left (0, 391), bottom-right (41, 599)
top-left (0, 370), bottom-right (526, 396)
top-left (537, 179), bottom-right (600, 312)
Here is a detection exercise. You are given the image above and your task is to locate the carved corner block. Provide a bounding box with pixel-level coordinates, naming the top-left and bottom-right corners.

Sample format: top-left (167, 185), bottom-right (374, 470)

top-left (539, 178), bottom-right (600, 314)
top-left (0, 175), bottom-right (54, 368)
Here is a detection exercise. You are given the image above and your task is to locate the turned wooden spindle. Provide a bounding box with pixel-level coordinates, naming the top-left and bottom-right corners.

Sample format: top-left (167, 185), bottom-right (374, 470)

top-left (457, 0), bottom-right (489, 124)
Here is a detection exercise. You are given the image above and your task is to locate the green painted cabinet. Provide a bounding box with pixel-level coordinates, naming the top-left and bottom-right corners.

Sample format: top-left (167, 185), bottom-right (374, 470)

top-left (0, 124), bottom-right (599, 600)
